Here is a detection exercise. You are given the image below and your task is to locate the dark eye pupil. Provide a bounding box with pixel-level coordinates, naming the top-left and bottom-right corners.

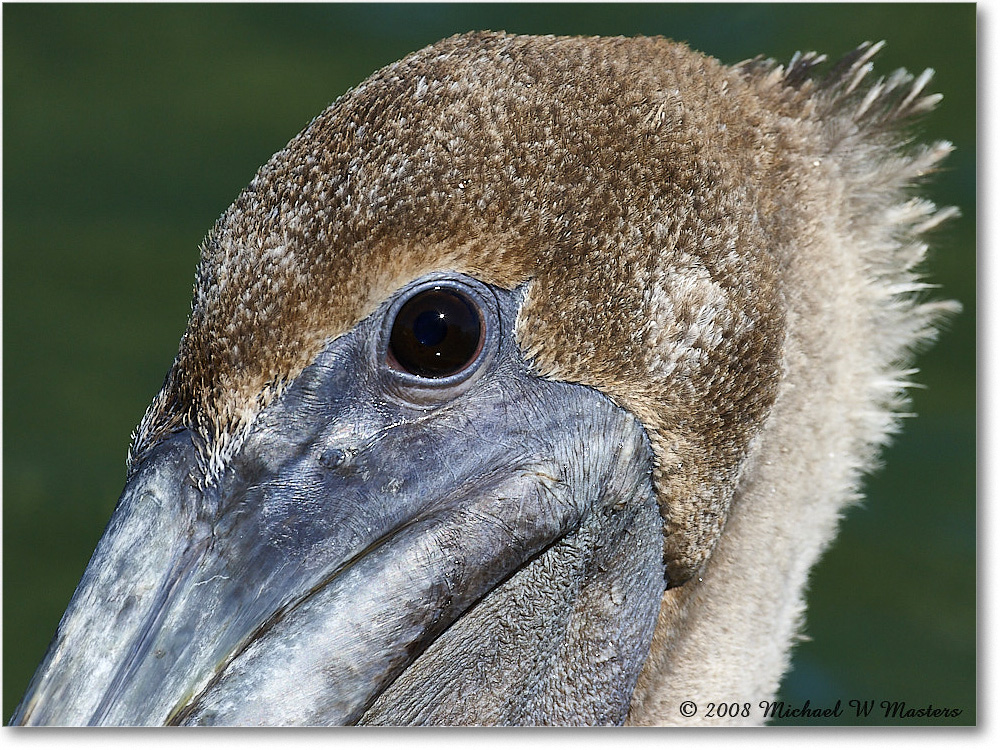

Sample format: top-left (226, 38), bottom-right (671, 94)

top-left (413, 309), bottom-right (448, 348)
top-left (389, 287), bottom-right (483, 378)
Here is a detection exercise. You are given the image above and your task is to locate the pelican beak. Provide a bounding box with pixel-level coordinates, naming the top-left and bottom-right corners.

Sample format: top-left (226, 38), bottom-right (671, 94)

top-left (12, 288), bottom-right (666, 726)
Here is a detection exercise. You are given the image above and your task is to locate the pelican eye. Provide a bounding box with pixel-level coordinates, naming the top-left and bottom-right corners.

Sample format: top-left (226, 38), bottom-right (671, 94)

top-left (388, 286), bottom-right (484, 378)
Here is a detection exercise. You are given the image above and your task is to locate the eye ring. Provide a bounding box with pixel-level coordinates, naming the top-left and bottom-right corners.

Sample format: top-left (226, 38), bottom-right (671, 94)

top-left (379, 277), bottom-right (497, 395)
top-left (387, 286), bottom-right (484, 378)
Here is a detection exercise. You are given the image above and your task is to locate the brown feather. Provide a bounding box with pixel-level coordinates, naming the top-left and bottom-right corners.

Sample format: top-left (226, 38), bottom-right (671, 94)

top-left (129, 32), bottom-right (953, 598)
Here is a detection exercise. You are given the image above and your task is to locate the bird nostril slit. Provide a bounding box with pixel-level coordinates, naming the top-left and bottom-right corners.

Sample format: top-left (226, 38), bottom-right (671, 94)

top-left (320, 447), bottom-right (348, 470)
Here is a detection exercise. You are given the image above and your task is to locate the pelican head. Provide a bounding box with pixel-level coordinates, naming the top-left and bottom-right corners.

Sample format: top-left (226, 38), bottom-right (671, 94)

top-left (12, 32), bottom-right (955, 726)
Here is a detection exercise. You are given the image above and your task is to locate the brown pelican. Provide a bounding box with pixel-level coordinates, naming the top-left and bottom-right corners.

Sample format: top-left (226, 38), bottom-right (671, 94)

top-left (11, 32), bottom-right (956, 726)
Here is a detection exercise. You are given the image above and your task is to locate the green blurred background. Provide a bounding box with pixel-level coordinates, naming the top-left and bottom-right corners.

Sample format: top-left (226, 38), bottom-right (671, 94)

top-left (3, 3), bottom-right (975, 725)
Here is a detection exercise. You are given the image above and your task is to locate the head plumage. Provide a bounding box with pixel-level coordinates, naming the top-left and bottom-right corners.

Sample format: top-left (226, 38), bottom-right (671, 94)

top-left (129, 32), bottom-right (952, 583)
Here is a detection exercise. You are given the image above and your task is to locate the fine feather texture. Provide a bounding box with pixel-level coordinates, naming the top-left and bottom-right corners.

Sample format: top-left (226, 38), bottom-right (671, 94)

top-left (124, 33), bottom-right (955, 721)
top-left (628, 42), bottom-right (957, 724)
top-left (131, 32), bottom-right (787, 585)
